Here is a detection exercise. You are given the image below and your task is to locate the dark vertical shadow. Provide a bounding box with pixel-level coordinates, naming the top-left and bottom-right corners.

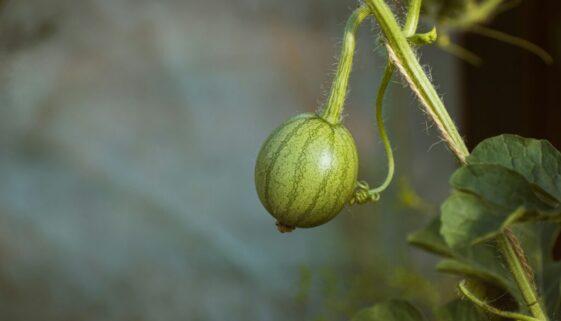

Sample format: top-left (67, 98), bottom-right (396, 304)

top-left (461, 0), bottom-right (561, 150)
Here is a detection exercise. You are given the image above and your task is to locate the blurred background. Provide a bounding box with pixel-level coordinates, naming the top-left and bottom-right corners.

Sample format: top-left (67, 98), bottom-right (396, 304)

top-left (0, 0), bottom-right (558, 320)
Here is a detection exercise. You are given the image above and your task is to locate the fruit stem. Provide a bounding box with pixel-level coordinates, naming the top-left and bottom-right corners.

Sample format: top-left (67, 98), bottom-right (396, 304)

top-left (320, 5), bottom-right (369, 125)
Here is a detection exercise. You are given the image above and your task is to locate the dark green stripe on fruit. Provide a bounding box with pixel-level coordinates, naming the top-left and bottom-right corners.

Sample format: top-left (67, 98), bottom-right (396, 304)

top-left (282, 121), bottom-right (326, 216)
top-left (296, 125), bottom-right (358, 227)
top-left (262, 117), bottom-right (314, 210)
top-left (331, 130), bottom-right (352, 212)
top-left (296, 126), bottom-right (336, 225)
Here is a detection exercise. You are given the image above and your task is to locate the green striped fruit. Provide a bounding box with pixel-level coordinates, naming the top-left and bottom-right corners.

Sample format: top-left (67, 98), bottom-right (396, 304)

top-left (255, 113), bottom-right (359, 232)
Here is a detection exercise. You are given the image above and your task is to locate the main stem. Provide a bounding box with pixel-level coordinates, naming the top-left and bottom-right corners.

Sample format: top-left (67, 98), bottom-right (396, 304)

top-left (362, 0), bottom-right (547, 319)
top-left (364, 0), bottom-right (469, 163)
top-left (497, 231), bottom-right (549, 321)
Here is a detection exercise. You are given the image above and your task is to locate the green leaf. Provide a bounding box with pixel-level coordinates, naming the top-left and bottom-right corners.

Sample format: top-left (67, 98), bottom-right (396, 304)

top-left (351, 300), bottom-right (426, 321)
top-left (435, 258), bottom-right (510, 291)
top-left (441, 164), bottom-right (560, 249)
top-left (440, 133), bottom-right (561, 251)
top-left (451, 164), bottom-right (554, 213)
top-left (440, 191), bottom-right (520, 248)
top-left (435, 299), bottom-right (487, 321)
top-left (412, 135), bottom-right (561, 319)
top-left (468, 134), bottom-right (561, 203)
top-left (513, 223), bottom-right (561, 317)
top-left (409, 217), bottom-right (520, 303)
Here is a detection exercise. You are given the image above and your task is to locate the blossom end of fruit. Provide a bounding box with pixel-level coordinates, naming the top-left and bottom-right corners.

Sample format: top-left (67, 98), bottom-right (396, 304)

top-left (276, 221), bottom-right (296, 233)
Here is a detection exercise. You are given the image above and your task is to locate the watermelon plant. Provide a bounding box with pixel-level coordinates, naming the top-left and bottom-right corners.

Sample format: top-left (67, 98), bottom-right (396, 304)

top-left (255, 0), bottom-right (561, 320)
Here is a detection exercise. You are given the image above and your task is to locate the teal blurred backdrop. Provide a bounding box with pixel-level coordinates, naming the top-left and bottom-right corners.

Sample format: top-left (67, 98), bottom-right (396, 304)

top-left (0, 0), bottom-right (485, 320)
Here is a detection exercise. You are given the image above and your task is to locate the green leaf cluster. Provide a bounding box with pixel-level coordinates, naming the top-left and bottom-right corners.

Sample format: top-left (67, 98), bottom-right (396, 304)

top-left (356, 135), bottom-right (561, 321)
top-left (408, 135), bottom-right (561, 318)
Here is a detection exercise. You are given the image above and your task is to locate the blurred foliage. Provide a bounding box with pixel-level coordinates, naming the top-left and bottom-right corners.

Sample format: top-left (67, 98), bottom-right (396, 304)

top-left (408, 0), bottom-right (552, 65)
top-left (292, 179), bottom-right (461, 321)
